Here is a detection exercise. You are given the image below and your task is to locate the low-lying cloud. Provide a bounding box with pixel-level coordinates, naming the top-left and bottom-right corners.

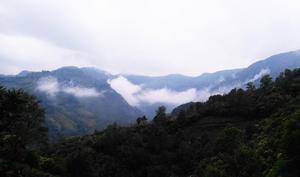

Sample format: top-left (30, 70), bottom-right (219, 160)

top-left (247, 68), bottom-right (271, 83)
top-left (107, 76), bottom-right (142, 106)
top-left (62, 86), bottom-right (101, 98)
top-left (37, 76), bottom-right (59, 96)
top-left (37, 76), bottom-right (103, 98)
top-left (108, 76), bottom-right (225, 107)
top-left (109, 68), bottom-right (272, 108)
top-left (136, 88), bottom-right (198, 105)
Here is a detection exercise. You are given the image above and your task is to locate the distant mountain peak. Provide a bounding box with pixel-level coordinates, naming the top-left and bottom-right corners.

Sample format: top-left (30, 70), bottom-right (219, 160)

top-left (17, 70), bottom-right (31, 77)
top-left (53, 66), bottom-right (80, 72)
top-left (1, 49), bottom-right (300, 137)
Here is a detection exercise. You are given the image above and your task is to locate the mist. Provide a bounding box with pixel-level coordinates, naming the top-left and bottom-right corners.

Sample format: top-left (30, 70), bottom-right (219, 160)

top-left (109, 76), bottom-right (230, 107)
top-left (247, 69), bottom-right (271, 83)
top-left (1, 0), bottom-right (300, 76)
top-left (37, 76), bottom-right (103, 98)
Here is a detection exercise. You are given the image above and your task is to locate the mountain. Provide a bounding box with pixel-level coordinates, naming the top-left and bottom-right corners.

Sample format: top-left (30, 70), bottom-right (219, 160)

top-left (3, 67), bottom-right (298, 177)
top-left (16, 70), bottom-right (31, 77)
top-left (236, 50), bottom-right (300, 80)
top-left (125, 51), bottom-right (300, 91)
top-left (0, 50), bottom-right (299, 137)
top-left (118, 50), bottom-right (300, 117)
top-left (214, 50), bottom-right (300, 89)
top-left (0, 66), bottom-right (142, 138)
top-left (124, 69), bottom-right (242, 91)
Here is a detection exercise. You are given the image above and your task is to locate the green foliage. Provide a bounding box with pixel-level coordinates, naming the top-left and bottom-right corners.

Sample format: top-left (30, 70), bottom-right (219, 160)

top-left (1, 68), bottom-right (300, 177)
top-left (260, 75), bottom-right (273, 89)
top-left (214, 126), bottom-right (244, 154)
top-left (153, 106), bottom-right (167, 124)
top-left (0, 88), bottom-right (47, 146)
top-left (0, 87), bottom-right (57, 176)
top-left (49, 68), bottom-right (300, 177)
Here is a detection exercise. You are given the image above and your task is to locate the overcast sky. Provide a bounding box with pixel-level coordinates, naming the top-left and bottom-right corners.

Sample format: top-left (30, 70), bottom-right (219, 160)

top-left (0, 0), bottom-right (300, 76)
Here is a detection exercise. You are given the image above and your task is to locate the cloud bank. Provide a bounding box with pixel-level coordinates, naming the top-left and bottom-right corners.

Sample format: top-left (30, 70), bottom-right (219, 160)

top-left (63, 87), bottom-right (101, 98)
top-left (37, 76), bottom-right (102, 98)
top-left (36, 69), bottom-right (275, 107)
top-left (108, 76), bottom-right (226, 107)
top-left (1, 0), bottom-right (300, 76)
top-left (136, 88), bottom-right (198, 105)
top-left (109, 68), bottom-right (270, 107)
top-left (0, 34), bottom-right (92, 74)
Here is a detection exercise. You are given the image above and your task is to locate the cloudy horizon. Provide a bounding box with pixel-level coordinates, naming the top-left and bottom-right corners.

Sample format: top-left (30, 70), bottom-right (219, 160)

top-left (1, 0), bottom-right (300, 76)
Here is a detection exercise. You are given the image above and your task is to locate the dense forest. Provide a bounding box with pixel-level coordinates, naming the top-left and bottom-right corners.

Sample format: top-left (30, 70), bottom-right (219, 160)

top-left (1, 68), bottom-right (300, 177)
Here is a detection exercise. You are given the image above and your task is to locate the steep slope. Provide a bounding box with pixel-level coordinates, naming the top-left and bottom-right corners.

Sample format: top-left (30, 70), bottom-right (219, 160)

top-left (125, 69), bottom-right (242, 91)
top-left (0, 50), bottom-right (299, 136)
top-left (215, 50), bottom-right (300, 89)
top-left (237, 50), bottom-right (300, 80)
top-left (117, 50), bottom-right (300, 117)
top-left (43, 68), bottom-right (300, 177)
top-left (124, 50), bottom-right (300, 91)
top-left (0, 67), bottom-right (142, 138)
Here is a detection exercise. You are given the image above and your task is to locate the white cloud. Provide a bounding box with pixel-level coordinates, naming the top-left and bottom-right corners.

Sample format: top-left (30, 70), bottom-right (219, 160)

top-left (37, 76), bottom-right (103, 98)
top-left (195, 88), bottom-right (212, 101)
top-left (37, 76), bottom-right (59, 96)
top-left (136, 88), bottom-right (198, 105)
top-left (1, 0), bottom-right (300, 76)
top-left (247, 69), bottom-right (271, 83)
top-left (108, 76), bottom-right (142, 106)
top-left (36, 75), bottom-right (237, 107)
top-left (108, 76), bottom-right (231, 107)
top-left (62, 86), bottom-right (102, 98)
top-left (0, 34), bottom-right (93, 74)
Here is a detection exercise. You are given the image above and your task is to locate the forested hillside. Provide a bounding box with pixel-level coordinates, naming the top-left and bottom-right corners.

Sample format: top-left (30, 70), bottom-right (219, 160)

top-left (1, 50), bottom-right (300, 131)
top-left (1, 68), bottom-right (300, 177)
top-left (0, 67), bottom-right (142, 139)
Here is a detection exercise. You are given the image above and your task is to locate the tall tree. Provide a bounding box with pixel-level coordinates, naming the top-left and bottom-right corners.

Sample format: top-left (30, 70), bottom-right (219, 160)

top-left (0, 87), bottom-right (47, 151)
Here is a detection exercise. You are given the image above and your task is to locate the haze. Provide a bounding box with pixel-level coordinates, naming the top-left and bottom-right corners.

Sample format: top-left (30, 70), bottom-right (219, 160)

top-left (1, 0), bottom-right (300, 76)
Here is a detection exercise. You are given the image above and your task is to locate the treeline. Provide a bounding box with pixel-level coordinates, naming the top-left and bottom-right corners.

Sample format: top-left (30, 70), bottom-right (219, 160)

top-left (1, 69), bottom-right (300, 177)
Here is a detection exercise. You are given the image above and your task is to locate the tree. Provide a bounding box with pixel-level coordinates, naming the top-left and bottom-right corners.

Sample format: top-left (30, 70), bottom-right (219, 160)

top-left (214, 126), bottom-right (243, 154)
top-left (260, 75), bottom-right (273, 90)
top-left (0, 86), bottom-right (52, 176)
top-left (275, 68), bottom-right (300, 96)
top-left (0, 87), bottom-right (47, 154)
top-left (246, 82), bottom-right (255, 92)
top-left (153, 106), bottom-right (167, 124)
top-left (280, 110), bottom-right (300, 177)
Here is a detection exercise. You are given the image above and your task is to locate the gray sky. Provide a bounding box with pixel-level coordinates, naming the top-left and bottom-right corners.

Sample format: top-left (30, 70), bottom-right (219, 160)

top-left (1, 0), bottom-right (300, 76)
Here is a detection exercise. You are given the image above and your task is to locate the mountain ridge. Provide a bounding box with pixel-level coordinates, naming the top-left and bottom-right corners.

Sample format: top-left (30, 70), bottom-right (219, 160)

top-left (0, 49), bottom-right (300, 137)
top-left (0, 66), bottom-right (142, 138)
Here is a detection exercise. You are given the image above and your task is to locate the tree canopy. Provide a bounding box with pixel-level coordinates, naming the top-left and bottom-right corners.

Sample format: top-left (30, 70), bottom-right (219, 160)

top-left (1, 68), bottom-right (300, 177)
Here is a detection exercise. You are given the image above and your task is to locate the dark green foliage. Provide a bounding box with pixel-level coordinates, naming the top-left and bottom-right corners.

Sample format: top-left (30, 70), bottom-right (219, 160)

top-left (0, 67), bottom-right (142, 139)
top-left (1, 68), bottom-right (300, 177)
top-left (0, 88), bottom-right (47, 146)
top-left (34, 69), bottom-right (297, 177)
top-left (0, 87), bottom-right (58, 177)
top-left (153, 106), bottom-right (167, 124)
top-left (278, 110), bottom-right (300, 177)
